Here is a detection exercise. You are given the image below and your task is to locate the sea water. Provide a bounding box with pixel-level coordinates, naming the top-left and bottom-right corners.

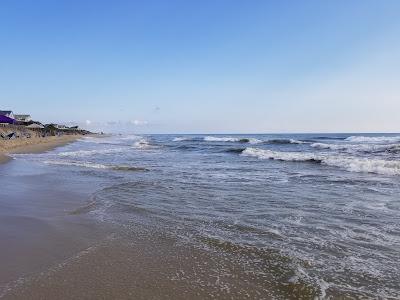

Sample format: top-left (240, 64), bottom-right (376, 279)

top-left (9, 133), bottom-right (400, 298)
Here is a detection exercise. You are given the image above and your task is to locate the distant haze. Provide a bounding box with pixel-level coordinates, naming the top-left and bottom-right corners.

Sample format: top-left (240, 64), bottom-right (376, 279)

top-left (1, 0), bottom-right (399, 133)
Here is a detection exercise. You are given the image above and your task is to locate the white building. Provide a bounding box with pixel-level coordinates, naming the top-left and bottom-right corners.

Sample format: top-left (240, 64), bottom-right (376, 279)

top-left (15, 114), bottom-right (32, 123)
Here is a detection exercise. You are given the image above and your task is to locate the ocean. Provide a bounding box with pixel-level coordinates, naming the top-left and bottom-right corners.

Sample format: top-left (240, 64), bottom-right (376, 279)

top-left (4, 133), bottom-right (400, 298)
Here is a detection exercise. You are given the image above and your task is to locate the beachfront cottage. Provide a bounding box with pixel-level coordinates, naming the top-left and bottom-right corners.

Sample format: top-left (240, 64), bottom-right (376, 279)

top-left (56, 124), bottom-right (68, 129)
top-left (15, 114), bottom-right (32, 123)
top-left (0, 110), bottom-right (16, 124)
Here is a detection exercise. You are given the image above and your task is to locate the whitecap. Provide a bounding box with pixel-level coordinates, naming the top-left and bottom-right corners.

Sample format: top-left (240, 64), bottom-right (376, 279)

top-left (204, 136), bottom-right (240, 142)
top-left (173, 137), bottom-right (191, 142)
top-left (242, 148), bottom-right (319, 162)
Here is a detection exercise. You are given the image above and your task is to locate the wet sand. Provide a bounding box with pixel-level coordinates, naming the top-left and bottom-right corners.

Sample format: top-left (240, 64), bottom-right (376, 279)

top-left (0, 155), bottom-right (10, 164)
top-left (0, 171), bottom-right (314, 299)
top-left (1, 226), bottom-right (315, 300)
top-left (0, 166), bottom-right (110, 297)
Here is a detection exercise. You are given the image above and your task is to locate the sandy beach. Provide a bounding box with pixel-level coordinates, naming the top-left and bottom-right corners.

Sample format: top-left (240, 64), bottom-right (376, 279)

top-left (0, 135), bottom-right (83, 163)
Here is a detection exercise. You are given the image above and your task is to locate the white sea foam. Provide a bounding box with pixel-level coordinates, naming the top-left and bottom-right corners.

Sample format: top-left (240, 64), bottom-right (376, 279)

top-left (45, 160), bottom-right (111, 169)
top-left (242, 147), bottom-right (400, 175)
top-left (133, 138), bottom-right (156, 149)
top-left (58, 148), bottom-right (124, 157)
top-left (173, 137), bottom-right (191, 142)
top-left (204, 136), bottom-right (240, 142)
top-left (44, 160), bottom-right (147, 171)
top-left (322, 156), bottom-right (400, 176)
top-left (242, 148), bottom-right (318, 162)
top-left (247, 138), bottom-right (263, 144)
top-left (204, 136), bottom-right (262, 144)
top-left (311, 143), bottom-right (347, 150)
top-left (345, 136), bottom-right (400, 143)
top-left (80, 135), bottom-right (144, 145)
top-left (311, 142), bottom-right (400, 153)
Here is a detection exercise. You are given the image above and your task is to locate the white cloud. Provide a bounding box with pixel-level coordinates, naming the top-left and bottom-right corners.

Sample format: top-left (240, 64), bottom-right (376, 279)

top-left (131, 120), bottom-right (148, 126)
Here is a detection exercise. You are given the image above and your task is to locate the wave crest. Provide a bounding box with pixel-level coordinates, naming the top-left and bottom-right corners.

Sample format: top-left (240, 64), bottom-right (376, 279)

top-left (204, 136), bottom-right (262, 144)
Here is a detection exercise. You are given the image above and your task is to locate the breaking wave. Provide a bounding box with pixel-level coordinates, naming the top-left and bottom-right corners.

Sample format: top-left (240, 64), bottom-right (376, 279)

top-left (173, 137), bottom-right (192, 142)
top-left (242, 148), bottom-right (400, 175)
top-left (204, 136), bottom-right (262, 144)
top-left (242, 148), bottom-right (319, 162)
top-left (311, 142), bottom-right (400, 153)
top-left (265, 139), bottom-right (308, 145)
top-left (345, 136), bottom-right (400, 143)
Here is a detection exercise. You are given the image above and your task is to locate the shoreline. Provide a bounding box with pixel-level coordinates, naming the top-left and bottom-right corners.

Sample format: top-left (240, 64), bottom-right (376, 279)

top-left (0, 135), bottom-right (84, 163)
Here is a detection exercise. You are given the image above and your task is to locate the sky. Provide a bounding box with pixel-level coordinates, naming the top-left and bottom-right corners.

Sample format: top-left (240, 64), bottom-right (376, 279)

top-left (1, 0), bottom-right (400, 133)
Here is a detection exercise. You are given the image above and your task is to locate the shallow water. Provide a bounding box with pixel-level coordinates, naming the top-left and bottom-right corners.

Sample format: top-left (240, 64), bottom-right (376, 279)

top-left (8, 133), bottom-right (400, 298)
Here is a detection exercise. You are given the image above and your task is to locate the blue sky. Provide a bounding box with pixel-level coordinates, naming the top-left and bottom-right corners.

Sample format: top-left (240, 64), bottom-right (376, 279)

top-left (1, 0), bottom-right (399, 133)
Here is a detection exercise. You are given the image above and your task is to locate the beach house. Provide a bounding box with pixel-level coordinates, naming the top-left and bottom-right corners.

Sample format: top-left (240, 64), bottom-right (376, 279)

top-left (15, 114), bottom-right (32, 124)
top-left (0, 110), bottom-right (16, 124)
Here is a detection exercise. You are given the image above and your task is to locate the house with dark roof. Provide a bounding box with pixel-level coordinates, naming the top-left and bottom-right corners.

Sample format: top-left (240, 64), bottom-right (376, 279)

top-left (0, 110), bottom-right (16, 124)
